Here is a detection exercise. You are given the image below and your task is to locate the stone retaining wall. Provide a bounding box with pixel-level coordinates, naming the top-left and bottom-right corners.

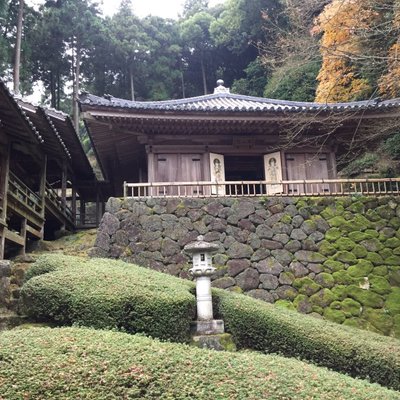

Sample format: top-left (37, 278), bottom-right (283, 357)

top-left (91, 196), bottom-right (400, 337)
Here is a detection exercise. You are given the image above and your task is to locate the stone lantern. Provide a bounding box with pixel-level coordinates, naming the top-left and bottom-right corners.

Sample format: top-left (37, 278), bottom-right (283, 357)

top-left (184, 235), bottom-right (224, 335)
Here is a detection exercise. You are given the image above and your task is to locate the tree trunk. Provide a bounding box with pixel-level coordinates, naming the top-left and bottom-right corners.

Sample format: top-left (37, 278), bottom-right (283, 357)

top-left (130, 65), bottom-right (135, 101)
top-left (72, 39), bottom-right (81, 131)
top-left (13, 0), bottom-right (24, 95)
top-left (200, 51), bottom-right (207, 95)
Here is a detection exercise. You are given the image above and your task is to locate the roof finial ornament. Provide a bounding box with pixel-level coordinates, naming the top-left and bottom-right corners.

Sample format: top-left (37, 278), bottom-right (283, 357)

top-left (214, 79), bottom-right (230, 94)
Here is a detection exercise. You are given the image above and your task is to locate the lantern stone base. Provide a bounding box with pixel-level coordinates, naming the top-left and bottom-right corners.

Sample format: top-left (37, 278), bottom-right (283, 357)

top-left (191, 333), bottom-right (237, 352)
top-left (190, 319), bottom-right (225, 335)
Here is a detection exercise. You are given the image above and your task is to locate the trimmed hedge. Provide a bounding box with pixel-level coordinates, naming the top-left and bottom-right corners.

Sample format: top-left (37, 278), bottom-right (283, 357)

top-left (0, 327), bottom-right (399, 400)
top-left (21, 254), bottom-right (400, 391)
top-left (21, 254), bottom-right (195, 342)
top-left (214, 290), bottom-right (400, 391)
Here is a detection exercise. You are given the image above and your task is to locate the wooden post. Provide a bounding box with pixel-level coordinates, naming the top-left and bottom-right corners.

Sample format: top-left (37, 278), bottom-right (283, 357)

top-left (71, 187), bottom-right (77, 227)
top-left (61, 161), bottom-right (67, 213)
top-left (39, 155), bottom-right (47, 219)
top-left (0, 227), bottom-right (5, 260)
top-left (18, 218), bottom-right (27, 256)
top-left (0, 143), bottom-right (10, 224)
top-left (80, 199), bottom-right (86, 226)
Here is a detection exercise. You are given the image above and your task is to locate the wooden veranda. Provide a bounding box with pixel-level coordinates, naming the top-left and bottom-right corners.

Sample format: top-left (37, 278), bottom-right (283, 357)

top-left (0, 80), bottom-right (103, 259)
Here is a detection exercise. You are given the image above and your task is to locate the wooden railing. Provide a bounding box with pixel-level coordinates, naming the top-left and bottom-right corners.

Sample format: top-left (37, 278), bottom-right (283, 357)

top-left (123, 178), bottom-right (400, 199)
top-left (8, 172), bottom-right (44, 216)
top-left (45, 183), bottom-right (74, 224)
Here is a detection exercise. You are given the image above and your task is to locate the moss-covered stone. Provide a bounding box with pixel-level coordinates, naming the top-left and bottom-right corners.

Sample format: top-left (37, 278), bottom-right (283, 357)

top-left (332, 270), bottom-right (354, 285)
top-left (323, 259), bottom-right (345, 273)
top-left (333, 251), bottom-right (357, 264)
top-left (311, 305), bottom-right (324, 315)
top-left (365, 209), bottom-right (381, 222)
top-left (352, 245), bottom-right (368, 258)
top-left (364, 308), bottom-right (393, 335)
top-left (393, 246), bottom-right (400, 255)
top-left (321, 205), bottom-right (344, 220)
top-left (280, 214), bottom-right (292, 224)
top-left (365, 229), bottom-right (379, 238)
top-left (330, 300), bottom-right (342, 310)
top-left (361, 238), bottom-right (384, 252)
top-left (379, 248), bottom-right (393, 260)
top-left (376, 205), bottom-right (395, 220)
top-left (385, 287), bottom-right (400, 315)
top-left (323, 308), bottom-right (346, 324)
top-left (347, 260), bottom-right (374, 278)
top-left (293, 277), bottom-right (322, 296)
top-left (293, 294), bottom-right (312, 314)
top-left (388, 266), bottom-right (400, 286)
top-left (342, 318), bottom-right (380, 334)
top-left (341, 298), bottom-right (362, 317)
top-left (385, 237), bottom-right (400, 249)
top-left (334, 237), bottom-right (356, 251)
top-left (346, 285), bottom-right (384, 308)
top-left (327, 216), bottom-right (347, 228)
top-left (318, 241), bottom-right (336, 256)
top-left (346, 215), bottom-right (371, 231)
top-left (348, 231), bottom-right (374, 243)
top-left (368, 275), bottom-right (392, 295)
top-left (309, 288), bottom-right (337, 307)
top-left (384, 255), bottom-right (400, 265)
top-left (325, 228), bottom-right (342, 242)
top-left (366, 252), bottom-right (384, 265)
top-left (331, 285), bottom-right (348, 300)
top-left (347, 201), bottom-right (364, 214)
top-left (372, 266), bottom-right (388, 276)
top-left (389, 217), bottom-right (400, 228)
top-left (315, 273), bottom-right (335, 288)
top-left (274, 300), bottom-right (295, 310)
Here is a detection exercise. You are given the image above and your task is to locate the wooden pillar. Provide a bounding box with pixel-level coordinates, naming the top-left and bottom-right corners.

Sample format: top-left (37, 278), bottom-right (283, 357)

top-left (0, 143), bottom-right (10, 259)
top-left (61, 161), bottom-right (67, 212)
top-left (18, 218), bottom-right (27, 256)
top-left (71, 187), bottom-right (77, 227)
top-left (39, 155), bottom-right (47, 220)
top-left (80, 199), bottom-right (86, 226)
top-left (0, 142), bottom-right (10, 223)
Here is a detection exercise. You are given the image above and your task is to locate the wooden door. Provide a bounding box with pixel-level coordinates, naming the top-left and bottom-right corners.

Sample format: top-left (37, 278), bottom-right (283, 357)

top-left (155, 154), bottom-right (178, 195)
top-left (209, 153), bottom-right (225, 195)
top-left (305, 154), bottom-right (330, 194)
top-left (180, 154), bottom-right (203, 196)
top-left (264, 152), bottom-right (283, 195)
top-left (285, 153), bottom-right (306, 194)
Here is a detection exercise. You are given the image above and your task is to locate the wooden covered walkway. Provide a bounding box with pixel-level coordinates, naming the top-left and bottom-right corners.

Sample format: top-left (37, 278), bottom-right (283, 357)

top-left (0, 81), bottom-right (103, 259)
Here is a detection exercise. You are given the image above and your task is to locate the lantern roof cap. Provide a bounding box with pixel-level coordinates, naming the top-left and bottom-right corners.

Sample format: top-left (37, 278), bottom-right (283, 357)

top-left (184, 235), bottom-right (220, 254)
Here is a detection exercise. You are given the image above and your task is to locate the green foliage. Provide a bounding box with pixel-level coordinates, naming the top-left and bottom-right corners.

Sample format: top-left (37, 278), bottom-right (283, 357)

top-left (214, 290), bottom-right (400, 391)
top-left (0, 328), bottom-right (399, 399)
top-left (21, 255), bottom-right (195, 342)
top-left (264, 60), bottom-right (321, 101)
top-left (340, 153), bottom-right (379, 177)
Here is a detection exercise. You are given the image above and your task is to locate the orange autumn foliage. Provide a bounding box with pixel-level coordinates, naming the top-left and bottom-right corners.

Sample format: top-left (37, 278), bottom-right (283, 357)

top-left (315, 0), bottom-right (373, 103)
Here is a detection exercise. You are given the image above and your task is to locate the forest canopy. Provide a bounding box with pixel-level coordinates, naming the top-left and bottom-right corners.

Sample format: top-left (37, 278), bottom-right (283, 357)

top-left (3, 0), bottom-right (400, 174)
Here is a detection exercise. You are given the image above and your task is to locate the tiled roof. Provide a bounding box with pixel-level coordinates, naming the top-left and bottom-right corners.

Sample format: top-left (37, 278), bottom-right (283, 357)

top-left (79, 89), bottom-right (400, 114)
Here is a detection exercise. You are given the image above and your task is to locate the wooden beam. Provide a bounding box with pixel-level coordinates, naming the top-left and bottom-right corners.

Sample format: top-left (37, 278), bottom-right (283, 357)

top-left (26, 224), bottom-right (42, 239)
top-left (61, 160), bottom-right (67, 212)
top-left (39, 154), bottom-right (47, 218)
top-left (4, 228), bottom-right (25, 247)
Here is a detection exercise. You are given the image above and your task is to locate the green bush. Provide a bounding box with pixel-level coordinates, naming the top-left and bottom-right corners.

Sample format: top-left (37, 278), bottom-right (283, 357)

top-left (22, 254), bottom-right (400, 391)
top-left (0, 327), bottom-right (399, 400)
top-left (214, 290), bottom-right (400, 391)
top-left (21, 255), bottom-right (195, 342)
